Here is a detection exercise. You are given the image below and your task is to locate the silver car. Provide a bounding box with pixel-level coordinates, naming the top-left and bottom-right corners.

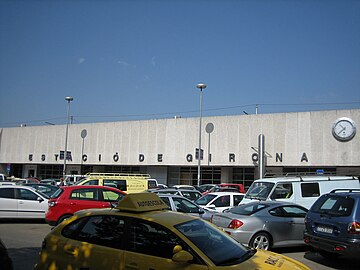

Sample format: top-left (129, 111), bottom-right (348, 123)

top-left (211, 201), bottom-right (308, 250)
top-left (158, 194), bottom-right (214, 221)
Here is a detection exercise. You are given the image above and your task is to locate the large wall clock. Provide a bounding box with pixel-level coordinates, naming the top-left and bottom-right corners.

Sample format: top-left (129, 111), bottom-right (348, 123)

top-left (332, 117), bottom-right (356, 142)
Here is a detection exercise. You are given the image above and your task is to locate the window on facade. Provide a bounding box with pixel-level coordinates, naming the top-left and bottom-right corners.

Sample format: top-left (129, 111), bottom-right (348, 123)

top-left (301, 183), bottom-right (320, 197)
top-left (70, 189), bottom-right (98, 200)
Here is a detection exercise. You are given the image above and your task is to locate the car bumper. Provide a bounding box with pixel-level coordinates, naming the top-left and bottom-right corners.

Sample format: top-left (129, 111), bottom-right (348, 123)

top-left (45, 218), bottom-right (57, 226)
top-left (304, 232), bottom-right (360, 256)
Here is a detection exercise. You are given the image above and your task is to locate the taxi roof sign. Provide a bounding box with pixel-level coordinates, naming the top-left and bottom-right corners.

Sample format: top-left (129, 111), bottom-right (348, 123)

top-left (116, 192), bottom-right (168, 212)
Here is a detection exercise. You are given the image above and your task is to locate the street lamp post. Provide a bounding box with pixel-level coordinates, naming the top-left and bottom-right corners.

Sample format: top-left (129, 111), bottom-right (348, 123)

top-left (196, 83), bottom-right (206, 186)
top-left (63, 96), bottom-right (74, 178)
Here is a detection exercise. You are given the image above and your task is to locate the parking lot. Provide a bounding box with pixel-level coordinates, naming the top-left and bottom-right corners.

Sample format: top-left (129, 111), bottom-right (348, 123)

top-left (1, 220), bottom-right (359, 270)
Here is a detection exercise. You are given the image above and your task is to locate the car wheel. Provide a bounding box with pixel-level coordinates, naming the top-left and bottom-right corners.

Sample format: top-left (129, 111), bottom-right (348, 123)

top-left (57, 214), bottom-right (72, 225)
top-left (318, 250), bottom-right (340, 259)
top-left (249, 232), bottom-right (272, 250)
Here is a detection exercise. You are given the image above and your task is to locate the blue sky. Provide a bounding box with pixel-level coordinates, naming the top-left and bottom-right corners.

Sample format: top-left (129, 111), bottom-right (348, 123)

top-left (0, 0), bottom-right (359, 127)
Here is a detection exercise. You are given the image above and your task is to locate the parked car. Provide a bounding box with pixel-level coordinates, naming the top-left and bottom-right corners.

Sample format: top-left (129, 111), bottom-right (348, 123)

top-left (45, 185), bottom-right (126, 226)
top-left (40, 179), bottom-right (58, 186)
top-left (207, 183), bottom-right (246, 194)
top-left (211, 201), bottom-right (308, 250)
top-left (304, 189), bottom-right (360, 258)
top-left (157, 194), bottom-right (214, 221)
top-left (34, 192), bottom-right (311, 270)
top-left (198, 184), bottom-right (216, 193)
top-left (151, 188), bottom-right (202, 202)
top-left (195, 192), bottom-right (245, 212)
top-left (23, 183), bottom-right (60, 197)
top-left (241, 175), bottom-right (359, 209)
top-left (172, 185), bottom-right (196, 190)
top-left (0, 185), bottom-right (49, 219)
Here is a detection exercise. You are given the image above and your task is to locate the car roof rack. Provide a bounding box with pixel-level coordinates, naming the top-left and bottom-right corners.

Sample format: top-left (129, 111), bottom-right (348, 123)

top-left (330, 189), bottom-right (360, 193)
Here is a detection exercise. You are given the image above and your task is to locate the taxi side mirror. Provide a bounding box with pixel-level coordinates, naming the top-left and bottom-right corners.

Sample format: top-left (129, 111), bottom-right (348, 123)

top-left (172, 250), bottom-right (193, 263)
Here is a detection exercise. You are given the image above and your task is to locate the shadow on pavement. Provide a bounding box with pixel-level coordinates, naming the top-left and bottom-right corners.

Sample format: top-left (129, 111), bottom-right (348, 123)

top-left (8, 247), bottom-right (41, 270)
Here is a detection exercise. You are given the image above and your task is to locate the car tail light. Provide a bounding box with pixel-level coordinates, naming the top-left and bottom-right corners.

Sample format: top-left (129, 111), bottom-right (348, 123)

top-left (348, 221), bottom-right (360, 234)
top-left (228, 219), bottom-right (243, 229)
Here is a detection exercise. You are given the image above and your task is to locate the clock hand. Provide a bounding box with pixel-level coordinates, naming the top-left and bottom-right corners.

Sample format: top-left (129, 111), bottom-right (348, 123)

top-left (337, 126), bottom-right (346, 135)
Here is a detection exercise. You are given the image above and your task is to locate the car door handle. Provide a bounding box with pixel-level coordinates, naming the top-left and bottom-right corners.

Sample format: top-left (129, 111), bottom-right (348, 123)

top-left (125, 262), bottom-right (139, 269)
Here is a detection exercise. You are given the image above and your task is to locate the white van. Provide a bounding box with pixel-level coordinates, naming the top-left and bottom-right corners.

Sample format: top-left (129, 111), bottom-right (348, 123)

top-left (0, 174), bottom-right (6, 181)
top-left (241, 175), bottom-right (360, 209)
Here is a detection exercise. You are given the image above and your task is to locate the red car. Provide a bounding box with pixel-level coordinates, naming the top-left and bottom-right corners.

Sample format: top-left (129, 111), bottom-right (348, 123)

top-left (45, 185), bottom-right (126, 226)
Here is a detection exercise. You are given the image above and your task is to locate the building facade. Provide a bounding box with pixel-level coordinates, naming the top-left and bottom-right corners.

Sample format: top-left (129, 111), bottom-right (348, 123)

top-left (0, 109), bottom-right (359, 188)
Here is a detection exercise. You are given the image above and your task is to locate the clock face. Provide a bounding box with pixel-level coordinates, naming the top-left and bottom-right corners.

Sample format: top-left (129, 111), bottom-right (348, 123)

top-left (332, 117), bottom-right (356, 142)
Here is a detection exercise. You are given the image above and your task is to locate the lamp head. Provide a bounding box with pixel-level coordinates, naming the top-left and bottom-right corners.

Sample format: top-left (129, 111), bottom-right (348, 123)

top-left (196, 83), bottom-right (207, 90)
top-left (65, 96), bottom-right (74, 102)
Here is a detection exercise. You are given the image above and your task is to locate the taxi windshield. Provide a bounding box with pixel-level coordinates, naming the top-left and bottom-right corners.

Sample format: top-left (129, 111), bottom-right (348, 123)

top-left (175, 219), bottom-right (255, 266)
top-left (245, 182), bottom-right (274, 200)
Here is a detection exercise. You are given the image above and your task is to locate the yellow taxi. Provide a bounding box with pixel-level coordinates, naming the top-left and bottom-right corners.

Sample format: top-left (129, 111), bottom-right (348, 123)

top-left (34, 193), bottom-right (310, 270)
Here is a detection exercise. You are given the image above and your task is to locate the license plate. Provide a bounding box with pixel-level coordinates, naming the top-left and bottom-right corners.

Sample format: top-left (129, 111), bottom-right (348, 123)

top-left (316, 226), bottom-right (333, 234)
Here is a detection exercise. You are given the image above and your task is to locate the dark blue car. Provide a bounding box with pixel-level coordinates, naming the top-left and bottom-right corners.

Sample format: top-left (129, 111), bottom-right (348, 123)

top-left (304, 189), bottom-right (360, 258)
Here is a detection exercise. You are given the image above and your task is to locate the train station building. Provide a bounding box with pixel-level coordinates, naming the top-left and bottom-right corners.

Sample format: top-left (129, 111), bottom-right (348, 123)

top-left (0, 109), bottom-right (359, 188)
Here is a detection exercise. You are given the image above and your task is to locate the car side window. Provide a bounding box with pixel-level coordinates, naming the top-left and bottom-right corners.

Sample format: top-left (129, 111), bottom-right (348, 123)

top-left (233, 195), bottom-right (244, 205)
top-left (159, 197), bottom-right (172, 210)
top-left (301, 183), bottom-right (320, 197)
top-left (17, 189), bottom-right (39, 200)
top-left (271, 183), bottom-right (293, 199)
top-left (70, 188), bottom-right (98, 200)
top-left (269, 206), bottom-right (307, 218)
top-left (173, 197), bottom-right (199, 213)
top-left (104, 179), bottom-right (127, 191)
top-left (101, 190), bottom-right (123, 202)
top-left (0, 188), bottom-right (15, 199)
top-left (126, 218), bottom-right (185, 259)
top-left (213, 195), bottom-right (230, 207)
top-left (83, 180), bottom-right (99, 186)
top-left (73, 215), bottom-right (125, 249)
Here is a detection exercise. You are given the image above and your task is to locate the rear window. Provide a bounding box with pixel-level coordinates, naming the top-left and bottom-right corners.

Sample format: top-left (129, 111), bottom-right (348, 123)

top-left (228, 203), bottom-right (268, 215)
top-left (312, 195), bottom-right (355, 217)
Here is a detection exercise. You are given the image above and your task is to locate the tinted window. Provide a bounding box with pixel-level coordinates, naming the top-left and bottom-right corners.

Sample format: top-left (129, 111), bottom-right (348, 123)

top-left (301, 183), bottom-right (320, 197)
top-left (0, 188), bottom-right (15, 199)
top-left (17, 189), bottom-right (39, 200)
top-left (70, 188), bottom-right (98, 200)
top-left (213, 195), bottom-right (230, 207)
top-left (312, 195), bottom-right (354, 217)
top-left (229, 203), bottom-right (268, 215)
top-left (269, 206), bottom-right (307, 218)
top-left (159, 197), bottom-right (172, 210)
top-left (83, 180), bottom-right (99, 186)
top-left (181, 191), bottom-right (200, 201)
top-left (126, 218), bottom-right (185, 259)
top-left (233, 195), bottom-right (244, 205)
top-left (103, 179), bottom-right (127, 191)
top-left (173, 197), bottom-right (200, 213)
top-left (72, 215), bottom-right (125, 249)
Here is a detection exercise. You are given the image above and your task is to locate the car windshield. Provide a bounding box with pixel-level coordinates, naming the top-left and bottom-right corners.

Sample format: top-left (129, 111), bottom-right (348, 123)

top-left (195, 194), bottom-right (216, 205)
top-left (245, 182), bottom-right (274, 200)
top-left (175, 219), bottom-right (255, 266)
top-left (50, 188), bottom-right (64, 199)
